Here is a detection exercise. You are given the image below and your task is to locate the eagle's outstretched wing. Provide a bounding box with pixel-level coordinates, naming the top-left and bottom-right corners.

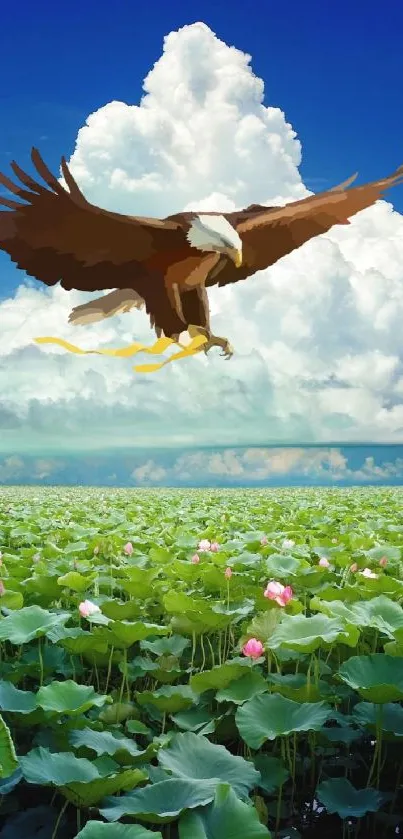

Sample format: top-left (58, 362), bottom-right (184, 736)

top-left (0, 148), bottom-right (188, 293)
top-left (206, 165), bottom-right (403, 288)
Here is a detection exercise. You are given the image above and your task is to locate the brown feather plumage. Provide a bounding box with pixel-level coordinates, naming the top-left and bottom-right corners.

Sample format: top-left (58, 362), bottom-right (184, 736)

top-left (0, 148), bottom-right (402, 340)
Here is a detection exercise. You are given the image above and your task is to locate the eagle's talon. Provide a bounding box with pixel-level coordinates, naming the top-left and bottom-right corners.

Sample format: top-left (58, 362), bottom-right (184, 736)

top-left (200, 333), bottom-right (233, 359)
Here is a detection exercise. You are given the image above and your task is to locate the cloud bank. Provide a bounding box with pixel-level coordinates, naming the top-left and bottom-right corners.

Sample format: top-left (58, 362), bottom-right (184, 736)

top-left (1, 446), bottom-right (403, 487)
top-left (1, 21), bottom-right (403, 452)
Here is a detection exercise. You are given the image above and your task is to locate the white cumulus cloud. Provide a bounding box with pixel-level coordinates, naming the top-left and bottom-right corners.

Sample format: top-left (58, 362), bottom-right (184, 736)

top-left (131, 460), bottom-right (168, 484)
top-left (173, 447), bottom-right (403, 482)
top-left (1, 21), bottom-right (403, 452)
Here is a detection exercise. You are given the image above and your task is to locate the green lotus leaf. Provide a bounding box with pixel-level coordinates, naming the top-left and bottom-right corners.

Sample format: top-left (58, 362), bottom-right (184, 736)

top-left (266, 673), bottom-right (332, 703)
top-left (178, 783), bottom-right (271, 839)
top-left (190, 660), bottom-right (252, 694)
top-left (254, 754), bottom-right (289, 794)
top-left (313, 584), bottom-right (360, 602)
top-left (241, 531), bottom-right (267, 545)
top-left (216, 671), bottom-right (268, 704)
top-left (100, 777), bottom-right (219, 823)
top-left (245, 610), bottom-right (281, 643)
top-left (316, 777), bottom-right (385, 818)
top-left (46, 624), bottom-right (84, 643)
top-left (36, 680), bottom-right (109, 715)
top-left (230, 551), bottom-right (261, 567)
top-left (170, 615), bottom-right (213, 636)
top-left (20, 747), bottom-right (109, 785)
top-left (126, 720), bottom-right (152, 737)
top-left (319, 725), bottom-right (362, 745)
top-left (0, 767), bottom-right (22, 794)
top-left (383, 639), bottom-right (403, 656)
top-left (235, 694), bottom-right (331, 749)
top-left (0, 680), bottom-right (37, 714)
top-left (151, 657), bottom-right (182, 684)
top-left (359, 576), bottom-right (403, 597)
top-left (266, 553), bottom-right (307, 578)
top-left (170, 707), bottom-right (218, 733)
top-left (268, 613), bottom-right (359, 652)
top-left (140, 634), bottom-right (191, 657)
top-left (110, 621), bottom-right (169, 648)
top-left (353, 701), bottom-right (403, 736)
top-left (86, 611), bottom-right (111, 626)
top-left (23, 575), bottom-right (62, 599)
top-left (57, 571), bottom-right (96, 591)
top-left (0, 606), bottom-right (70, 644)
top-left (76, 823), bottom-right (161, 839)
top-left (99, 702), bottom-right (136, 724)
top-left (125, 656), bottom-right (159, 681)
top-left (0, 590), bottom-right (24, 610)
top-left (69, 727), bottom-right (155, 762)
top-left (59, 630), bottom-right (109, 655)
top-left (365, 545), bottom-right (401, 563)
top-left (101, 599), bottom-right (144, 621)
top-left (311, 595), bottom-right (403, 638)
top-left (338, 655), bottom-right (403, 702)
top-left (136, 685), bottom-right (196, 713)
top-left (62, 767), bottom-right (148, 808)
top-left (119, 580), bottom-right (157, 599)
top-left (63, 541), bottom-right (89, 554)
top-left (163, 592), bottom-right (236, 633)
top-left (157, 731), bottom-right (259, 799)
top-left (0, 713), bottom-right (19, 779)
top-left (211, 601), bottom-right (255, 619)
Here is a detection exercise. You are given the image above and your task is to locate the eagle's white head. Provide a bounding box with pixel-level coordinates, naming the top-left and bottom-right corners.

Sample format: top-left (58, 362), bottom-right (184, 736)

top-left (186, 214), bottom-right (243, 267)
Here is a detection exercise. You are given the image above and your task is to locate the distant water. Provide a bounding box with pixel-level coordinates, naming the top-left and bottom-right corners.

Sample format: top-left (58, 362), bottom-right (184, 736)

top-left (1, 444), bottom-right (403, 487)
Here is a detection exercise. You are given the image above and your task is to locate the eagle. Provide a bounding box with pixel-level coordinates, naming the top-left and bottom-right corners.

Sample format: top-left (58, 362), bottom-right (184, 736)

top-left (0, 148), bottom-right (402, 360)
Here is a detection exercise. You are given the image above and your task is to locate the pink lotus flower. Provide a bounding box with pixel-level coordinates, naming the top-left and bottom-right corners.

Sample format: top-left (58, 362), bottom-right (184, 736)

top-left (350, 563), bottom-right (358, 573)
top-left (79, 599), bottom-right (101, 618)
top-left (123, 542), bottom-right (133, 556)
top-left (360, 567), bottom-right (378, 579)
top-left (210, 542), bottom-right (219, 552)
top-left (224, 567), bottom-right (233, 580)
top-left (282, 538), bottom-right (295, 550)
top-left (0, 581), bottom-right (5, 596)
top-left (198, 539), bottom-right (211, 552)
top-left (191, 554), bottom-right (200, 564)
top-left (318, 557), bottom-right (330, 568)
top-left (260, 535), bottom-right (268, 546)
top-left (242, 638), bottom-right (264, 659)
top-left (379, 556), bottom-right (388, 568)
top-left (264, 580), bottom-right (293, 607)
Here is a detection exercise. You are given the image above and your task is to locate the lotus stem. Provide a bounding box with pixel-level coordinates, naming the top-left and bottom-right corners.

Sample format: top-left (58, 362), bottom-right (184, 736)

top-left (51, 799), bottom-right (69, 839)
top-left (200, 634), bottom-right (206, 671)
top-left (206, 634), bottom-right (215, 668)
top-left (38, 637), bottom-right (44, 687)
top-left (105, 644), bottom-right (114, 694)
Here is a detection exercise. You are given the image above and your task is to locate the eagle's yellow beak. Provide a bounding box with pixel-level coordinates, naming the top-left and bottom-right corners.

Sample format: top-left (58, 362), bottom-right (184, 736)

top-left (233, 248), bottom-right (243, 268)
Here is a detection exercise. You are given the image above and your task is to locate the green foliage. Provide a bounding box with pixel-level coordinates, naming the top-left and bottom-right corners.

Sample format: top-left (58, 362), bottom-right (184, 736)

top-left (178, 783), bottom-right (272, 838)
top-left (1, 485), bottom-right (403, 837)
top-left (316, 777), bottom-right (386, 818)
top-left (76, 825), bottom-right (162, 839)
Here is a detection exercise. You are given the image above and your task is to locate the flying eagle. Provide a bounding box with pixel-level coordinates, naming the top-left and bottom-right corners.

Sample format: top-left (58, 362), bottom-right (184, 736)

top-left (0, 148), bottom-right (402, 360)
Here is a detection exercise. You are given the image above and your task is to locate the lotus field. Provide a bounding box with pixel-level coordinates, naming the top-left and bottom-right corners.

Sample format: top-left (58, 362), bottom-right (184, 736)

top-left (1, 486), bottom-right (403, 838)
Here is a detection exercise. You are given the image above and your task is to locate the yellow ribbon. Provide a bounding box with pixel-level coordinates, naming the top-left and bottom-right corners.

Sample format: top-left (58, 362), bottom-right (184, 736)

top-left (34, 332), bottom-right (208, 373)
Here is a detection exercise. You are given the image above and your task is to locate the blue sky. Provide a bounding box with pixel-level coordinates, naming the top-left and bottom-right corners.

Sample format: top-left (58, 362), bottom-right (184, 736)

top-left (1, 0), bottom-right (402, 299)
top-left (1, 2), bottom-right (403, 484)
